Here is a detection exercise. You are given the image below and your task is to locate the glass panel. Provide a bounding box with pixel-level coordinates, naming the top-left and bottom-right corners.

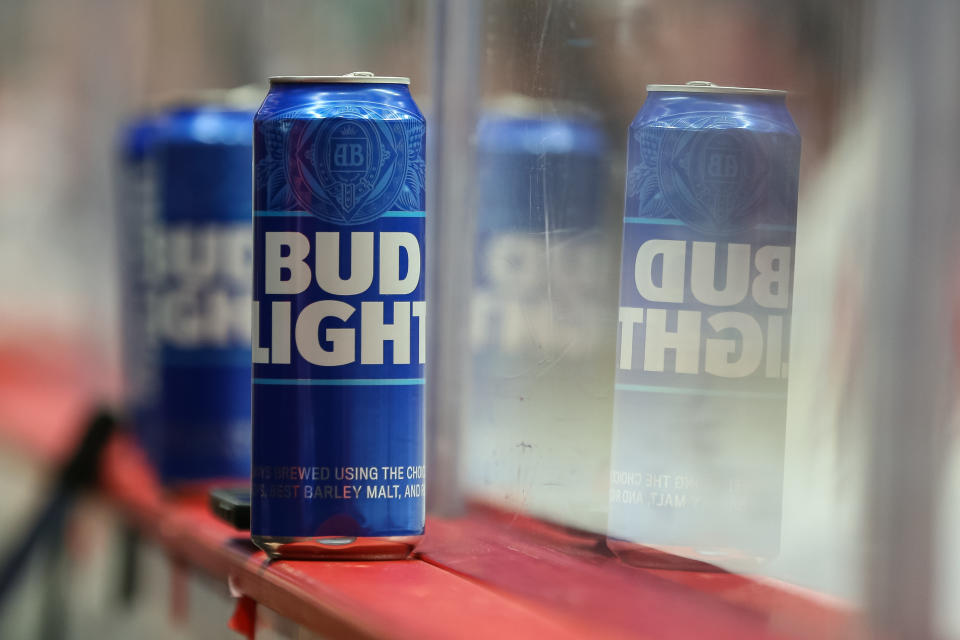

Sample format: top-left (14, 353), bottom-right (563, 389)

top-left (455, 0), bottom-right (865, 574)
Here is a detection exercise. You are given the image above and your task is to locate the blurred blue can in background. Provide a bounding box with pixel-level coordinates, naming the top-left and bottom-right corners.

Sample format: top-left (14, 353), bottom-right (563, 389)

top-left (251, 73), bottom-right (426, 559)
top-left (123, 91), bottom-right (256, 488)
top-left (608, 82), bottom-right (801, 565)
top-left (466, 97), bottom-right (615, 531)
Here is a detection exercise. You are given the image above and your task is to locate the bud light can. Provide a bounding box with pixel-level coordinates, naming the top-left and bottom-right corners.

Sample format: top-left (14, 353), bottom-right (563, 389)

top-left (251, 73), bottom-right (426, 559)
top-left (139, 95), bottom-right (255, 488)
top-left (467, 97), bottom-right (615, 530)
top-left (607, 82), bottom-right (800, 566)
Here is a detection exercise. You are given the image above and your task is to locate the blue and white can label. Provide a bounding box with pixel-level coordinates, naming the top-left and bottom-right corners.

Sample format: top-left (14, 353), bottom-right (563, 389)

top-left (609, 90), bottom-right (800, 556)
top-left (252, 83), bottom-right (426, 538)
top-left (139, 106), bottom-right (254, 486)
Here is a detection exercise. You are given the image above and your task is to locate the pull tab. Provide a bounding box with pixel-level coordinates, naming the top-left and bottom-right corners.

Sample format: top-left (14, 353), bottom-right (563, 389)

top-left (686, 80), bottom-right (716, 87)
top-left (344, 71), bottom-right (375, 78)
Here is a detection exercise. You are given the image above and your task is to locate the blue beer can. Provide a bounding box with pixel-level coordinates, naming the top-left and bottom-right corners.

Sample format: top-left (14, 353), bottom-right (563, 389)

top-left (607, 82), bottom-right (800, 564)
top-left (251, 73), bottom-right (426, 559)
top-left (137, 95), bottom-right (255, 487)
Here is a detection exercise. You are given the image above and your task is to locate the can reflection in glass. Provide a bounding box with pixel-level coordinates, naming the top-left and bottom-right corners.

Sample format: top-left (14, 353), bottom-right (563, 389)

top-left (466, 97), bottom-right (614, 530)
top-left (607, 82), bottom-right (801, 567)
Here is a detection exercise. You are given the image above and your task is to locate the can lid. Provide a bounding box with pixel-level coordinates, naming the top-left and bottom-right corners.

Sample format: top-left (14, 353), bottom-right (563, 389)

top-left (269, 71), bottom-right (410, 85)
top-left (646, 80), bottom-right (786, 96)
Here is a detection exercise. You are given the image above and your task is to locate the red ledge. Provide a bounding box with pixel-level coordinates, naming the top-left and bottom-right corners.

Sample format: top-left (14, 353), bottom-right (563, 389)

top-left (100, 436), bottom-right (603, 640)
top-left (1, 338), bottom-right (859, 639)
top-left (419, 505), bottom-right (857, 640)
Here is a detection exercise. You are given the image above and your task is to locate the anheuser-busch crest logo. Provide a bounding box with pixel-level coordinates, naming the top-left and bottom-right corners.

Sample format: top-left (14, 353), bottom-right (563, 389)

top-left (286, 115), bottom-right (408, 225)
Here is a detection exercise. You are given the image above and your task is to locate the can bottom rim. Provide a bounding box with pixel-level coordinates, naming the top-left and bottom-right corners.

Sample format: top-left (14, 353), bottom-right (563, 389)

top-left (252, 534), bottom-right (422, 560)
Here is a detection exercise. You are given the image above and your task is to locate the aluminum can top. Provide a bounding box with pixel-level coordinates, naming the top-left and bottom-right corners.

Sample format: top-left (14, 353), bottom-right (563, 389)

top-left (646, 80), bottom-right (786, 97)
top-left (634, 81), bottom-right (797, 137)
top-left (270, 71), bottom-right (409, 85)
top-left (256, 75), bottom-right (422, 128)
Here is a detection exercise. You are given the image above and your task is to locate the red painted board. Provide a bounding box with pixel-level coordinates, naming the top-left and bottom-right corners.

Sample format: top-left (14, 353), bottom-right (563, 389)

top-left (418, 507), bottom-right (859, 640)
top-left (101, 437), bottom-right (625, 640)
top-left (419, 515), bottom-right (785, 640)
top-left (0, 338), bottom-right (862, 640)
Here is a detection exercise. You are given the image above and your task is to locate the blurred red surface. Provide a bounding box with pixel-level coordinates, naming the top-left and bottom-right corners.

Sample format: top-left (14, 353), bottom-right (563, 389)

top-left (0, 336), bottom-right (858, 639)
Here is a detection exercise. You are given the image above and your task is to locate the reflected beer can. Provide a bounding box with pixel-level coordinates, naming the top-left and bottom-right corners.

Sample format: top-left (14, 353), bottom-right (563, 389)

top-left (467, 98), bottom-right (614, 529)
top-left (251, 73), bottom-right (426, 559)
top-left (133, 95), bottom-right (256, 487)
top-left (608, 82), bottom-right (800, 565)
